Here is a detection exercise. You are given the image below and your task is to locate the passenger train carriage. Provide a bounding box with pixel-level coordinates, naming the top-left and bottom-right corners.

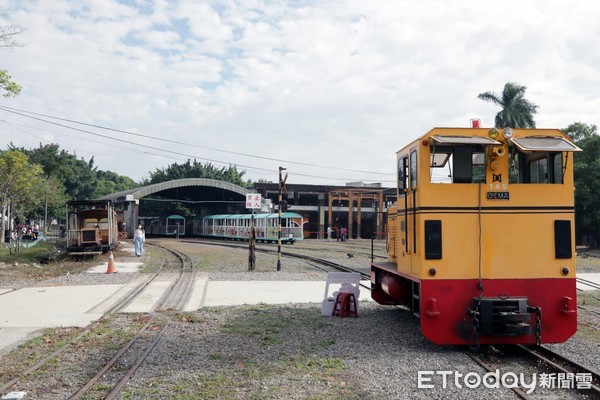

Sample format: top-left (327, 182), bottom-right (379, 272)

top-left (371, 127), bottom-right (581, 347)
top-left (200, 212), bottom-right (304, 243)
top-left (66, 200), bottom-right (124, 255)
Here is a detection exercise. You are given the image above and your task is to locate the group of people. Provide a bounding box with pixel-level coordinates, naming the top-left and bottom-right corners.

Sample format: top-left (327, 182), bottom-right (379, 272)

top-left (11, 223), bottom-right (40, 241)
top-left (326, 225), bottom-right (348, 242)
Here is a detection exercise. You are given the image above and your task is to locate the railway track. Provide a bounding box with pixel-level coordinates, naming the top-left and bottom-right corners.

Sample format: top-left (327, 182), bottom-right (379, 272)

top-left (468, 344), bottom-right (600, 399)
top-left (70, 317), bottom-right (170, 400)
top-left (181, 238), bottom-right (371, 275)
top-left (0, 242), bottom-right (195, 399)
top-left (69, 242), bottom-right (197, 398)
top-left (180, 238), bottom-right (372, 292)
top-left (1, 239), bottom-right (597, 398)
top-left (151, 242), bottom-right (197, 311)
top-left (181, 237), bottom-right (387, 262)
top-left (578, 277), bottom-right (600, 291)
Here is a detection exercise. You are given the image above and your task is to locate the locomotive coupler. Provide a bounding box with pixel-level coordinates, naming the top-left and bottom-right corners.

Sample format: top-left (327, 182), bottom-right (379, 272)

top-left (471, 296), bottom-right (532, 337)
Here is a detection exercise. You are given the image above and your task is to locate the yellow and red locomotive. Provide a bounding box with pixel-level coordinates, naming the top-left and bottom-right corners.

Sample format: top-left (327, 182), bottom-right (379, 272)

top-left (371, 126), bottom-right (581, 347)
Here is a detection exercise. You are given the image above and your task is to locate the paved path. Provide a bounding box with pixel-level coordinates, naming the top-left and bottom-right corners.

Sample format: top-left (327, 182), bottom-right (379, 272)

top-left (0, 264), bottom-right (370, 354)
top-left (1, 259), bottom-right (598, 355)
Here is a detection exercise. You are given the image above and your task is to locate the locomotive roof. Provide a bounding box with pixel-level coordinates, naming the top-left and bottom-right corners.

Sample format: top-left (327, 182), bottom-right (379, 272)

top-left (397, 127), bottom-right (577, 154)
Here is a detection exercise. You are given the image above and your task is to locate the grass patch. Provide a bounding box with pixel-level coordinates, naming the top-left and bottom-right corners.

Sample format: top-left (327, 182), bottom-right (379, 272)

top-left (0, 241), bottom-right (58, 264)
top-left (576, 324), bottom-right (600, 341)
top-left (222, 306), bottom-right (329, 342)
top-left (578, 290), bottom-right (600, 307)
top-left (0, 315), bottom-right (147, 389)
top-left (141, 243), bottom-right (171, 273)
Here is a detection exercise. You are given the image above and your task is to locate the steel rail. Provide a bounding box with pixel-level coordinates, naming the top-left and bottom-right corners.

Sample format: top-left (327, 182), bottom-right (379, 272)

top-left (181, 238), bottom-right (371, 280)
top-left (104, 256), bottom-right (167, 314)
top-left (466, 352), bottom-right (534, 400)
top-left (69, 318), bottom-right (158, 399)
top-left (181, 237), bottom-right (388, 260)
top-left (516, 344), bottom-right (600, 397)
top-left (0, 329), bottom-right (91, 395)
top-left (105, 321), bottom-right (170, 400)
top-left (577, 277), bottom-right (600, 291)
top-left (71, 243), bottom-right (189, 398)
top-left (148, 241), bottom-right (197, 311)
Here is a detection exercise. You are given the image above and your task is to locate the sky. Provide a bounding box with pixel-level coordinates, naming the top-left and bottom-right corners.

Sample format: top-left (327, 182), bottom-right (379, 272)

top-left (1, 0), bottom-right (599, 186)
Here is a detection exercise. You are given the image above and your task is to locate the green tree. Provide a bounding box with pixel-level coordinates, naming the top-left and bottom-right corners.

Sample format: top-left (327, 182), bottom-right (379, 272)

top-left (13, 143), bottom-right (139, 201)
top-left (563, 122), bottom-right (597, 146)
top-left (566, 123), bottom-right (600, 247)
top-left (0, 150), bottom-right (43, 243)
top-left (0, 70), bottom-right (20, 97)
top-left (477, 82), bottom-right (538, 128)
top-left (96, 170), bottom-right (138, 197)
top-left (1, 19), bottom-right (24, 97)
top-left (145, 159), bottom-right (251, 187)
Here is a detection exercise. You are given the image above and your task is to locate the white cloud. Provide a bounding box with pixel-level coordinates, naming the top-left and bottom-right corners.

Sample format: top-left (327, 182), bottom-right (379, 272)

top-left (1, 0), bottom-right (599, 185)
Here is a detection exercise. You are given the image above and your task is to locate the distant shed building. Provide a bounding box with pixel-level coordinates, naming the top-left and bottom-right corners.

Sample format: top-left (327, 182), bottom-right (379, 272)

top-left (100, 178), bottom-right (394, 240)
top-left (253, 182), bottom-right (395, 239)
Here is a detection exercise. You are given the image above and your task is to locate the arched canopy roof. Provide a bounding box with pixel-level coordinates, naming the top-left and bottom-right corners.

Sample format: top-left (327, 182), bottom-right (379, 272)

top-left (101, 178), bottom-right (252, 203)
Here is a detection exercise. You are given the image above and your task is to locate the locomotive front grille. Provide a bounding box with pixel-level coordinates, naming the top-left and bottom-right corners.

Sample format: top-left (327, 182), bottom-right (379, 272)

top-left (474, 297), bottom-right (532, 336)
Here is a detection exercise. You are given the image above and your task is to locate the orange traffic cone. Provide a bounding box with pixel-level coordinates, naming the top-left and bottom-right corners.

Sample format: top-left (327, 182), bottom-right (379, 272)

top-left (106, 252), bottom-right (117, 274)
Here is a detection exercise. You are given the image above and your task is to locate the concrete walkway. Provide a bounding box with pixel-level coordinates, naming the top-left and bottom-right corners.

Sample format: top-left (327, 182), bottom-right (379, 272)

top-left (1, 258), bottom-right (598, 355)
top-left (0, 262), bottom-right (371, 355)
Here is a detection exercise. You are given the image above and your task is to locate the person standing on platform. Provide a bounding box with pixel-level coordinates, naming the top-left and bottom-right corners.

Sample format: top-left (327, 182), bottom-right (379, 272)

top-left (134, 224), bottom-right (145, 257)
top-left (327, 226), bottom-right (332, 241)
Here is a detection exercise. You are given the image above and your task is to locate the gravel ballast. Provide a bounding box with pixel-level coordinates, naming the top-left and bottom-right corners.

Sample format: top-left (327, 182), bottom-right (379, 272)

top-left (0, 239), bottom-right (598, 399)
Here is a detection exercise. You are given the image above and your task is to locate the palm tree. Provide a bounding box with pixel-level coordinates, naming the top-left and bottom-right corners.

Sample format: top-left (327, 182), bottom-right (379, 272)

top-left (477, 82), bottom-right (538, 128)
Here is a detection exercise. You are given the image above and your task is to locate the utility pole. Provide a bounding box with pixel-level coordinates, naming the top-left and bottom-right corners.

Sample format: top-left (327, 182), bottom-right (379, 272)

top-left (277, 166), bottom-right (287, 271)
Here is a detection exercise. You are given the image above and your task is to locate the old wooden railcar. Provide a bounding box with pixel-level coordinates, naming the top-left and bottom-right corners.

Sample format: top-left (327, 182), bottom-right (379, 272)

top-left (66, 200), bottom-right (124, 255)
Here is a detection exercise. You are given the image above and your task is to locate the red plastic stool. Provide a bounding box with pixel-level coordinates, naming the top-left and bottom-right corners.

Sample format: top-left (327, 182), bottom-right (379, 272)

top-left (332, 292), bottom-right (358, 318)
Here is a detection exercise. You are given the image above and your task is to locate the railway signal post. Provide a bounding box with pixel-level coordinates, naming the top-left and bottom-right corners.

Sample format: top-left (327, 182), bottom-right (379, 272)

top-left (246, 193), bottom-right (262, 271)
top-left (277, 166), bottom-right (287, 271)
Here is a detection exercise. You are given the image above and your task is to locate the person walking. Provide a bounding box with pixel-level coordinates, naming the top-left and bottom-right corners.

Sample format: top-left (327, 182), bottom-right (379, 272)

top-left (134, 224), bottom-right (145, 257)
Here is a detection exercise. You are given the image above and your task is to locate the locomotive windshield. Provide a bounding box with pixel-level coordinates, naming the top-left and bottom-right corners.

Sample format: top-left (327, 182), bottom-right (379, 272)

top-left (508, 136), bottom-right (581, 184)
top-left (430, 145), bottom-right (486, 184)
top-left (429, 135), bottom-right (500, 184)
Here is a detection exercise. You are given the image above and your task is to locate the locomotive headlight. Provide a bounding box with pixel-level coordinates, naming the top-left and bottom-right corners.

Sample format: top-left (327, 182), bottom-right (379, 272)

top-left (488, 127), bottom-right (500, 139)
top-left (503, 128), bottom-right (514, 139)
top-left (561, 266), bottom-right (570, 276)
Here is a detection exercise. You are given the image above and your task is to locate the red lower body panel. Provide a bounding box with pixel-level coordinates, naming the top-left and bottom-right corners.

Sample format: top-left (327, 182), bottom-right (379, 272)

top-left (420, 278), bottom-right (577, 345)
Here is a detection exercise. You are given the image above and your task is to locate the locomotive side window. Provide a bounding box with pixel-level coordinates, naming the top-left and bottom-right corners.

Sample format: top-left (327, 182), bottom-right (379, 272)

top-left (398, 156), bottom-right (409, 192)
top-left (410, 150), bottom-right (417, 188)
top-left (552, 153), bottom-right (563, 183)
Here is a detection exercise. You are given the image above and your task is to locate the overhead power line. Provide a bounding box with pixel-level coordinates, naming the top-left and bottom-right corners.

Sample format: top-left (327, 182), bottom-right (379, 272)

top-left (0, 106), bottom-right (394, 183)
top-left (0, 105), bottom-right (394, 177)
